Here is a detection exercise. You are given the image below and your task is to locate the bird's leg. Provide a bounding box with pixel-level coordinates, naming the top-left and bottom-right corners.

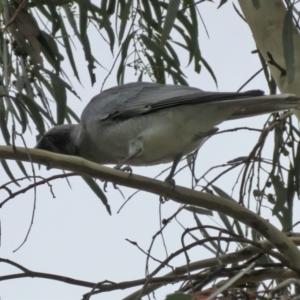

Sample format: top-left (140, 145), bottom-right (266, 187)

top-left (164, 154), bottom-right (182, 186)
top-left (115, 139), bottom-right (143, 172)
top-left (160, 154), bottom-right (182, 202)
top-left (104, 140), bottom-right (142, 191)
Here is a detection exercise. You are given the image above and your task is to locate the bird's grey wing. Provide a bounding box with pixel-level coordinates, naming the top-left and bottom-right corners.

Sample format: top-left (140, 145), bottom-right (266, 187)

top-left (81, 82), bottom-right (265, 122)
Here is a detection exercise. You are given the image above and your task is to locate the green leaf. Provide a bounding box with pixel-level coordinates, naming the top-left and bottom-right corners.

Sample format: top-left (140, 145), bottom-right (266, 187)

top-left (118, 0), bottom-right (133, 43)
top-left (165, 41), bottom-right (180, 67)
top-left (59, 13), bottom-right (79, 80)
top-left (140, 34), bottom-right (182, 74)
top-left (212, 185), bottom-right (235, 201)
top-left (165, 68), bottom-right (188, 85)
top-left (184, 205), bottom-right (213, 216)
top-left (81, 176), bottom-right (111, 214)
top-left (271, 174), bottom-right (287, 217)
top-left (82, 35), bottom-right (96, 85)
top-left (137, 70), bottom-right (143, 82)
top-left (172, 25), bottom-right (194, 66)
top-left (287, 163), bottom-right (295, 212)
top-left (160, 2), bottom-right (198, 53)
top-left (193, 211), bottom-right (221, 254)
top-left (107, 0), bottom-right (116, 15)
top-left (19, 94), bottom-right (45, 133)
top-left (43, 0), bottom-right (61, 34)
top-left (16, 160), bottom-right (29, 178)
top-left (1, 160), bottom-right (20, 187)
top-left (186, 0), bottom-right (198, 37)
top-left (0, 96), bottom-right (11, 145)
top-left (207, 262), bottom-right (255, 300)
top-left (218, 0), bottom-right (228, 9)
top-left (294, 141), bottom-right (300, 197)
top-left (100, 0), bottom-right (115, 53)
top-left (234, 220), bottom-right (244, 238)
top-left (201, 56), bottom-right (218, 87)
top-left (63, 3), bottom-right (96, 85)
top-left (117, 32), bottom-right (134, 84)
top-left (141, 0), bottom-right (153, 27)
top-left (161, 0), bottom-right (180, 47)
top-left (282, 5), bottom-right (295, 83)
top-left (78, 0), bottom-right (88, 41)
top-left (153, 54), bottom-right (165, 84)
top-left (63, 5), bottom-right (80, 36)
top-left (39, 31), bottom-right (63, 74)
top-left (13, 98), bottom-right (28, 134)
top-left (149, 0), bottom-right (162, 28)
top-left (49, 73), bottom-right (67, 125)
top-left (218, 212), bottom-right (232, 232)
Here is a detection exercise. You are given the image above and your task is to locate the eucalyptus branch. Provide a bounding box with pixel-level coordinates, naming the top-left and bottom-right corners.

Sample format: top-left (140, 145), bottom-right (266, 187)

top-left (1, 145), bottom-right (299, 268)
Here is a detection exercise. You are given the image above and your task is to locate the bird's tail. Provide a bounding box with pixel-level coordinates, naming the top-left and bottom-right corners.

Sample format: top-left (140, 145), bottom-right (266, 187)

top-left (225, 94), bottom-right (300, 120)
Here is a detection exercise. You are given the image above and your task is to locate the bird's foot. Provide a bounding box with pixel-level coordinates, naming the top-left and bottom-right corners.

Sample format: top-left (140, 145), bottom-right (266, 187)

top-left (160, 176), bottom-right (176, 202)
top-left (103, 165), bottom-right (133, 192)
top-left (164, 176), bottom-right (176, 189)
top-left (119, 165), bottom-right (132, 175)
top-left (160, 195), bottom-right (169, 203)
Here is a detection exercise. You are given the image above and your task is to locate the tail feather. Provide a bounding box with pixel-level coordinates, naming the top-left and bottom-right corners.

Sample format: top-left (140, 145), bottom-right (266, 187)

top-left (224, 94), bottom-right (300, 120)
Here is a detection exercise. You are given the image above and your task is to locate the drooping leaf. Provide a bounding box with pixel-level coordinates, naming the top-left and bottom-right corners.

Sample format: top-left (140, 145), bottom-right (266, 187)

top-left (118, 0), bottom-right (133, 43)
top-left (19, 94), bottom-right (45, 133)
top-left (294, 141), bottom-right (300, 198)
top-left (82, 35), bottom-right (96, 85)
top-left (78, 0), bottom-right (88, 41)
top-left (49, 73), bottom-right (67, 125)
top-left (107, 0), bottom-right (116, 15)
top-left (207, 262), bottom-right (255, 300)
top-left (141, 0), bottom-right (153, 28)
top-left (0, 95), bottom-right (11, 145)
top-left (59, 14), bottom-right (79, 81)
top-left (117, 32), bottom-right (135, 84)
top-left (193, 211), bottom-right (220, 254)
top-left (218, 0), bottom-right (228, 9)
top-left (201, 56), bottom-right (218, 87)
top-left (271, 174), bottom-right (287, 217)
top-left (149, 0), bottom-right (162, 31)
top-left (16, 160), bottom-right (29, 178)
top-left (212, 185), bottom-right (235, 202)
top-left (81, 176), bottom-right (111, 214)
top-left (184, 206), bottom-right (213, 216)
top-left (1, 160), bottom-right (20, 186)
top-left (43, 0), bottom-right (61, 34)
top-left (160, 0), bottom-right (180, 47)
top-left (38, 31), bottom-right (63, 73)
top-left (100, 0), bottom-right (115, 53)
top-left (140, 34), bottom-right (182, 74)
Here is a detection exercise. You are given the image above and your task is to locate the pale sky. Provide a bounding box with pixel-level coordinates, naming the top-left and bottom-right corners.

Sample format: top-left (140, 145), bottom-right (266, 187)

top-left (0, 2), bottom-right (291, 300)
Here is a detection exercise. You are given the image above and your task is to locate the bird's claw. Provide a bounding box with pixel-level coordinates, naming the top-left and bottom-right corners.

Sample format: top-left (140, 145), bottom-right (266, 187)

top-left (104, 165), bottom-right (133, 191)
top-left (164, 177), bottom-right (176, 189)
top-left (160, 177), bottom-right (176, 202)
top-left (120, 165), bottom-right (132, 176)
top-left (160, 195), bottom-right (169, 203)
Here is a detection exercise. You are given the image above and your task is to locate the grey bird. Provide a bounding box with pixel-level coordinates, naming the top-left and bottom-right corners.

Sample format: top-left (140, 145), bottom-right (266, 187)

top-left (35, 82), bottom-right (300, 182)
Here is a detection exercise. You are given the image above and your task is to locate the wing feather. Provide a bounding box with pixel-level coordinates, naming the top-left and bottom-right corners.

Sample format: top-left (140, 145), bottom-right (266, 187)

top-left (81, 82), bottom-right (266, 122)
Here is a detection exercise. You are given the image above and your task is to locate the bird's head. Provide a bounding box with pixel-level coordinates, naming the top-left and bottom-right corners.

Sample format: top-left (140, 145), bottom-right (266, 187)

top-left (35, 124), bottom-right (77, 155)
